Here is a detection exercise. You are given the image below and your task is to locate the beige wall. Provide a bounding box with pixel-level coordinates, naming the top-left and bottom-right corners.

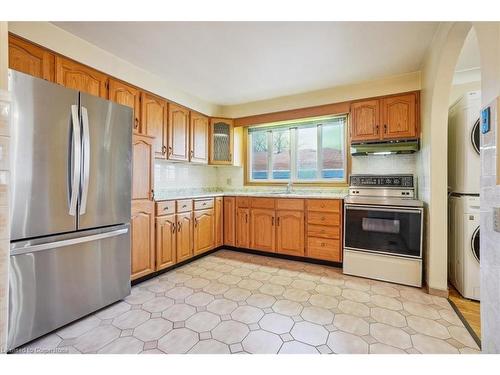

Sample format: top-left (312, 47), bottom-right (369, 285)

top-left (8, 22), bottom-right (222, 117)
top-left (220, 71), bottom-right (421, 118)
top-left (449, 80), bottom-right (481, 105)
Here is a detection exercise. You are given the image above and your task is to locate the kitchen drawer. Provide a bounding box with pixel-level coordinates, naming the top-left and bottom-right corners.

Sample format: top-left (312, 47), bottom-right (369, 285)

top-left (176, 199), bottom-right (193, 213)
top-left (194, 198), bottom-right (214, 211)
top-left (236, 197), bottom-right (250, 208)
top-left (156, 200), bottom-right (175, 216)
top-left (307, 199), bottom-right (341, 212)
top-left (307, 224), bottom-right (340, 239)
top-left (307, 211), bottom-right (340, 226)
top-left (307, 237), bottom-right (341, 262)
top-left (276, 198), bottom-right (304, 210)
top-left (251, 197), bottom-right (275, 209)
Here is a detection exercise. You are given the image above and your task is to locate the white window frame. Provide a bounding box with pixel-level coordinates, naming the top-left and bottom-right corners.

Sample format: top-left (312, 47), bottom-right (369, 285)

top-left (247, 115), bottom-right (347, 184)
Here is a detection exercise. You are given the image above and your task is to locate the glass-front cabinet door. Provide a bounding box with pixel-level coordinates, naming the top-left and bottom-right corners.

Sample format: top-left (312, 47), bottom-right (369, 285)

top-left (209, 118), bottom-right (234, 165)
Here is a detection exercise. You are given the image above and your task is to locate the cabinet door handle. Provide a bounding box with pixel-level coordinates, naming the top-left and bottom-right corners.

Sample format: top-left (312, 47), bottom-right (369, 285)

top-left (277, 217), bottom-right (280, 226)
top-left (168, 146), bottom-right (173, 156)
top-left (245, 213), bottom-right (248, 223)
top-left (384, 124), bottom-right (387, 134)
top-left (375, 125), bottom-right (379, 135)
top-left (162, 145), bottom-right (167, 154)
top-left (194, 218), bottom-right (198, 227)
top-left (177, 222), bottom-right (182, 232)
top-left (134, 118), bottom-right (139, 129)
top-left (172, 222), bottom-right (176, 233)
top-left (190, 150), bottom-right (194, 159)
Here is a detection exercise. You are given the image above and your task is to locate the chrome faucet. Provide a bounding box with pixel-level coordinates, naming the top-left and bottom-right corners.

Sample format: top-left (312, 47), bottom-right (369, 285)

top-left (286, 181), bottom-right (293, 194)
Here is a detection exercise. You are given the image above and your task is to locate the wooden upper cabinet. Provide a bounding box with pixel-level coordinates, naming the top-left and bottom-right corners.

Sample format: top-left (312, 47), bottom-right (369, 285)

top-left (132, 134), bottom-right (154, 201)
top-left (236, 207), bottom-right (250, 248)
top-left (55, 56), bottom-right (108, 98)
top-left (109, 79), bottom-right (142, 132)
top-left (224, 197), bottom-right (236, 246)
top-left (193, 209), bottom-right (215, 256)
top-left (141, 92), bottom-right (168, 158)
top-left (131, 200), bottom-right (155, 280)
top-left (350, 99), bottom-right (381, 142)
top-left (276, 210), bottom-right (304, 257)
top-left (190, 112), bottom-right (209, 164)
top-left (8, 34), bottom-right (55, 81)
top-left (215, 197), bottom-right (224, 247)
top-left (156, 214), bottom-right (176, 271)
top-left (250, 208), bottom-right (276, 252)
top-left (381, 93), bottom-right (417, 139)
top-left (168, 103), bottom-right (190, 161)
top-left (176, 212), bottom-right (193, 263)
top-left (209, 118), bottom-right (234, 165)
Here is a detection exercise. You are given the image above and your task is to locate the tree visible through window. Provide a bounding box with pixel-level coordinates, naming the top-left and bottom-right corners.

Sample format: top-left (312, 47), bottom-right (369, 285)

top-left (248, 115), bottom-right (347, 183)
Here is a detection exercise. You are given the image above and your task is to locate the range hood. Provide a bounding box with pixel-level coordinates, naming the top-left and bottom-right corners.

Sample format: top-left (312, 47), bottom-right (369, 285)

top-left (351, 139), bottom-right (420, 156)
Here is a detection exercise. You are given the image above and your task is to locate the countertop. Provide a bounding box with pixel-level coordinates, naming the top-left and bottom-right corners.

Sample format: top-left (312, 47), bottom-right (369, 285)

top-left (154, 189), bottom-right (348, 201)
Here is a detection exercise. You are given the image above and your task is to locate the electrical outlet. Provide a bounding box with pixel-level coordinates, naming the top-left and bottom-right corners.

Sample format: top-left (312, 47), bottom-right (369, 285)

top-left (494, 207), bottom-right (500, 233)
top-left (226, 177), bottom-right (232, 186)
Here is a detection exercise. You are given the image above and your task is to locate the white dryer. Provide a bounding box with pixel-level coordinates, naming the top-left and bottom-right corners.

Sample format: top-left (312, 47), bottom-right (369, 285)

top-left (448, 91), bottom-right (481, 194)
top-left (448, 195), bottom-right (480, 300)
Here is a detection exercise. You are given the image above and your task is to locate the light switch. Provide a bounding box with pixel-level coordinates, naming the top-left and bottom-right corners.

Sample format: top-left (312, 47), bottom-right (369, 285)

top-left (494, 207), bottom-right (500, 232)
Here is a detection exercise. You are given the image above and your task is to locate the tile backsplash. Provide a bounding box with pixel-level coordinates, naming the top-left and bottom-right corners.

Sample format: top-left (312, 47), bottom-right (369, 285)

top-left (155, 153), bottom-right (417, 196)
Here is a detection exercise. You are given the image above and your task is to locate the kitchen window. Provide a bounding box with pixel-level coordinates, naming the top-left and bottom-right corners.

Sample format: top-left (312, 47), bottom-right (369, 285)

top-left (247, 115), bottom-right (347, 184)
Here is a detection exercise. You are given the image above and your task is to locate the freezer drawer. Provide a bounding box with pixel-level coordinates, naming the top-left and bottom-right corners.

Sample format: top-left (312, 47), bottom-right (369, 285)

top-left (7, 225), bottom-right (131, 351)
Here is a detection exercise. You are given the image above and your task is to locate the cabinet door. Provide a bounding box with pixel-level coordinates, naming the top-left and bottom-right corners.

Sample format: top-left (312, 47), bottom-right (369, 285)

top-left (209, 118), bottom-right (234, 165)
top-left (250, 208), bottom-right (276, 252)
top-left (55, 56), bottom-right (108, 98)
top-left (141, 92), bottom-right (168, 158)
top-left (132, 134), bottom-right (154, 200)
top-left (109, 79), bottom-right (142, 132)
top-left (168, 103), bottom-right (190, 161)
top-left (350, 100), bottom-right (381, 142)
top-left (8, 34), bottom-right (55, 81)
top-left (381, 93), bottom-right (417, 139)
top-left (190, 112), bottom-right (209, 164)
top-left (131, 200), bottom-right (155, 280)
top-left (236, 208), bottom-right (250, 248)
top-left (193, 209), bottom-right (215, 256)
top-left (176, 212), bottom-right (193, 263)
top-left (156, 214), bottom-right (176, 271)
top-left (224, 197), bottom-right (236, 246)
top-left (215, 197), bottom-right (224, 247)
top-left (276, 210), bottom-right (304, 257)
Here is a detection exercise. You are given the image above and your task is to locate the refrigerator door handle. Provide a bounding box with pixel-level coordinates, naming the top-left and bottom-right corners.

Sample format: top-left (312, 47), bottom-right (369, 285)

top-left (69, 104), bottom-right (81, 216)
top-left (80, 106), bottom-right (90, 215)
top-left (10, 228), bottom-right (129, 256)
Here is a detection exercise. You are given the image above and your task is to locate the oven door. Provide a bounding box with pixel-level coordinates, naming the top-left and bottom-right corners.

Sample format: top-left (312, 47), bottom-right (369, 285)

top-left (344, 204), bottom-right (423, 258)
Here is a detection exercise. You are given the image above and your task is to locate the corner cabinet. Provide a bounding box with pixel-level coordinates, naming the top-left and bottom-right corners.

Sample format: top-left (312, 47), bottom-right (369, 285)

top-left (209, 118), bottom-right (234, 165)
top-left (350, 92), bottom-right (419, 143)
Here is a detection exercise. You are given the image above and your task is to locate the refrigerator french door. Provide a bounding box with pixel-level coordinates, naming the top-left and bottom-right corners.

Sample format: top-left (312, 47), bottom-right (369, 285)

top-left (8, 71), bottom-right (132, 350)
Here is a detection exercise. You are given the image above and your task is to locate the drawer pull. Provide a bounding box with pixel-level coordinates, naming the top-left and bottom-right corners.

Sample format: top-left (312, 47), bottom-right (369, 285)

top-left (321, 216), bottom-right (325, 221)
top-left (182, 204), bottom-right (187, 208)
top-left (321, 242), bottom-right (326, 247)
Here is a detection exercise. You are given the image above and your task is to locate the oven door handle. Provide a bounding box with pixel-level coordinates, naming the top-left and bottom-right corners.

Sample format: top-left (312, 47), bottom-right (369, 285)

top-left (344, 205), bottom-right (423, 214)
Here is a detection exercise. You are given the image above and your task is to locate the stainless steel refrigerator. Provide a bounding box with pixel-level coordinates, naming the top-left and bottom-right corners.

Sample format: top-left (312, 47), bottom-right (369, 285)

top-left (7, 70), bottom-right (132, 350)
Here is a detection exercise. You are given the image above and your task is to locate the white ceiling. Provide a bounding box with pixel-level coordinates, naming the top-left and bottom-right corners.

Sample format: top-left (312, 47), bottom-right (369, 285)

top-left (53, 22), bottom-right (439, 106)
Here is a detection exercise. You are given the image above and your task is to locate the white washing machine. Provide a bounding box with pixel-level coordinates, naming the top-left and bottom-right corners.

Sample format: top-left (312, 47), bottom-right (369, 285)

top-left (448, 91), bottom-right (481, 194)
top-left (448, 195), bottom-right (480, 300)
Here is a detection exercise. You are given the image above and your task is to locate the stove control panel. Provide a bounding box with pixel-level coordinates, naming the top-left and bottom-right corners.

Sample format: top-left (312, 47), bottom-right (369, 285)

top-left (349, 175), bottom-right (414, 188)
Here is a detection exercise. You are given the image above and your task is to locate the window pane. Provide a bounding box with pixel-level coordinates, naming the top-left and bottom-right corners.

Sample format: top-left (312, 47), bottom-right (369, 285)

top-left (251, 131), bottom-right (268, 180)
top-left (321, 122), bottom-right (345, 179)
top-left (297, 127), bottom-right (318, 180)
top-left (272, 130), bottom-right (290, 179)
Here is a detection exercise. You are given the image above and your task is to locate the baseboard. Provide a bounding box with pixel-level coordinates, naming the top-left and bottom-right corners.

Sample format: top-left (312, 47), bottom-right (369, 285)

top-left (426, 285), bottom-right (449, 298)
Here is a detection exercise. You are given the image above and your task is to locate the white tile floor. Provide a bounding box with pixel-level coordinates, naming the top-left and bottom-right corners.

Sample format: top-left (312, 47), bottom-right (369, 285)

top-left (14, 250), bottom-right (480, 354)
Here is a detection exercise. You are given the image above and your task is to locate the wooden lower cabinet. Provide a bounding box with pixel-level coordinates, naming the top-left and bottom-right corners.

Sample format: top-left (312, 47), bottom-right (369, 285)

top-left (236, 207), bottom-right (250, 248)
top-left (276, 210), bottom-right (304, 257)
top-left (155, 214), bottom-right (176, 271)
top-left (176, 212), bottom-right (193, 263)
top-left (250, 208), bottom-right (275, 252)
top-left (215, 197), bottom-right (224, 247)
top-left (131, 200), bottom-right (155, 280)
top-left (224, 197), bottom-right (236, 246)
top-left (193, 209), bottom-right (215, 256)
